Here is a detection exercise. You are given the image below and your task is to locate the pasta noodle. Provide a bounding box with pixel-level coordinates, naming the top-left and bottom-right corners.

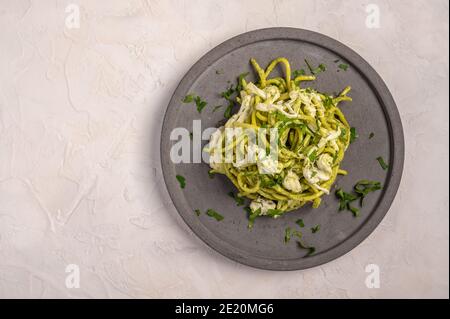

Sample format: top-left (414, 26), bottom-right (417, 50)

top-left (206, 57), bottom-right (352, 217)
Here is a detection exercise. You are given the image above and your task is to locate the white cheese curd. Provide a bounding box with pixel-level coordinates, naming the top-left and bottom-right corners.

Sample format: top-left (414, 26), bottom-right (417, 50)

top-left (257, 156), bottom-right (281, 174)
top-left (282, 170), bottom-right (302, 193)
top-left (318, 127), bottom-right (341, 148)
top-left (317, 153), bottom-right (333, 175)
top-left (246, 82), bottom-right (267, 99)
top-left (207, 126), bottom-right (225, 172)
top-left (250, 197), bottom-right (276, 215)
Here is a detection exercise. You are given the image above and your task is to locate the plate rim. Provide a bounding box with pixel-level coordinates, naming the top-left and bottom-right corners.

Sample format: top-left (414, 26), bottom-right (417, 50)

top-left (160, 27), bottom-right (405, 271)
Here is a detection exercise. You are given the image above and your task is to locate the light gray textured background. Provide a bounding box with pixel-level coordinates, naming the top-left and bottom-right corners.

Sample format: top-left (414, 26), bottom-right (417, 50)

top-left (0, 0), bottom-right (448, 298)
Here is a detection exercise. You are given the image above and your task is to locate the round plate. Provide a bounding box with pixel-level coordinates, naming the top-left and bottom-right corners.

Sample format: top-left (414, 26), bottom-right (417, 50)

top-left (160, 28), bottom-right (404, 270)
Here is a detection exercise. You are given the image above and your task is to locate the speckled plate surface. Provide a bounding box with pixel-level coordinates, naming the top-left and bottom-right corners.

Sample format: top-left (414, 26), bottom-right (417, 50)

top-left (160, 28), bottom-right (404, 270)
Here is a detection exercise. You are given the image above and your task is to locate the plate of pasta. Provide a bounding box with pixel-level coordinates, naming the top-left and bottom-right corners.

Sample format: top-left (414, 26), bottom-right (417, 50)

top-left (161, 28), bottom-right (404, 270)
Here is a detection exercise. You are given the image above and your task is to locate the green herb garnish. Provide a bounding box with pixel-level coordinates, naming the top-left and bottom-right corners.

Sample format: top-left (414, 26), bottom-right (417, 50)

top-left (267, 209), bottom-right (284, 218)
top-left (236, 72), bottom-right (249, 92)
top-left (194, 209), bottom-right (201, 216)
top-left (311, 225), bottom-right (321, 233)
top-left (284, 227), bottom-right (292, 243)
top-left (350, 127), bottom-right (358, 143)
top-left (296, 219), bottom-right (305, 228)
top-left (176, 175), bottom-right (186, 189)
top-left (247, 207), bottom-right (261, 229)
top-left (354, 180), bottom-right (382, 204)
top-left (206, 209), bottom-right (224, 221)
top-left (338, 63), bottom-right (349, 71)
top-left (212, 105), bottom-right (223, 112)
top-left (369, 132), bottom-right (375, 139)
top-left (297, 240), bottom-right (316, 256)
top-left (304, 59), bottom-right (326, 75)
top-left (335, 188), bottom-right (360, 217)
top-left (293, 69), bottom-right (306, 78)
top-left (208, 170), bottom-right (215, 179)
top-left (220, 84), bottom-right (235, 101)
top-left (376, 156), bottom-right (389, 170)
top-left (194, 96), bottom-right (207, 113)
top-left (224, 103), bottom-right (233, 119)
top-left (308, 150), bottom-right (318, 162)
top-left (182, 94), bottom-right (195, 103)
top-left (228, 191), bottom-right (244, 206)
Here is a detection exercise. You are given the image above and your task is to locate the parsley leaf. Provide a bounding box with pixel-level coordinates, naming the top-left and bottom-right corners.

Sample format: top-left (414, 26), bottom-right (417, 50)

top-left (206, 209), bottom-right (224, 221)
top-left (311, 225), bottom-right (321, 233)
top-left (305, 59), bottom-right (327, 75)
top-left (377, 156), bottom-right (389, 170)
top-left (182, 94), bottom-right (195, 103)
top-left (297, 240), bottom-right (316, 257)
top-left (284, 227), bottom-right (292, 243)
top-left (267, 209), bottom-right (284, 218)
top-left (228, 191), bottom-right (244, 206)
top-left (247, 207), bottom-right (261, 229)
top-left (338, 63), bottom-right (349, 71)
top-left (224, 103), bottom-right (233, 119)
top-left (350, 127), bottom-right (358, 143)
top-left (194, 95), bottom-right (207, 113)
top-left (194, 209), bottom-right (201, 216)
top-left (176, 175), bottom-right (186, 189)
top-left (308, 150), bottom-right (318, 162)
top-left (212, 105), bottom-right (223, 112)
top-left (236, 72), bottom-right (249, 92)
top-left (293, 69), bottom-right (306, 78)
top-left (369, 132), bottom-right (375, 139)
top-left (354, 180), bottom-right (382, 204)
top-left (296, 219), bottom-right (305, 228)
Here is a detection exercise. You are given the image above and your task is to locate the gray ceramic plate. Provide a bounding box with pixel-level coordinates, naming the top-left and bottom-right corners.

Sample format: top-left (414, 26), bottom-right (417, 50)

top-left (160, 28), bottom-right (404, 270)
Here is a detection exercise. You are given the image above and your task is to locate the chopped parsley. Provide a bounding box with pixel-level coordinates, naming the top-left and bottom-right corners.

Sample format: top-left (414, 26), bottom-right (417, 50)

top-left (376, 156), bottom-right (389, 170)
top-left (336, 180), bottom-right (382, 216)
top-left (350, 127), bottom-right (358, 143)
top-left (296, 219), bottom-right (305, 228)
top-left (305, 59), bottom-right (326, 75)
top-left (194, 95), bottom-right (207, 113)
top-left (338, 63), bottom-right (349, 71)
top-left (220, 84), bottom-right (235, 101)
top-left (267, 209), bottom-right (284, 218)
top-left (208, 170), bottom-right (215, 179)
top-left (369, 132), bottom-right (375, 139)
top-left (335, 188), bottom-right (360, 217)
top-left (354, 180), bottom-right (382, 204)
top-left (215, 69), bottom-right (223, 75)
top-left (284, 227), bottom-right (292, 243)
top-left (308, 150), bottom-right (318, 162)
top-left (224, 103), bottom-right (233, 119)
top-left (194, 209), bottom-right (201, 216)
top-left (293, 69), bottom-right (306, 78)
top-left (247, 207), bottom-right (261, 229)
top-left (228, 191), bottom-right (244, 206)
top-left (297, 240), bottom-right (316, 256)
top-left (206, 209), bottom-right (224, 221)
top-left (212, 105), bottom-right (223, 112)
top-left (176, 175), bottom-right (186, 189)
top-left (182, 94), bottom-right (195, 103)
top-left (236, 72), bottom-right (249, 92)
top-left (182, 94), bottom-right (207, 113)
top-left (311, 225), bottom-right (321, 233)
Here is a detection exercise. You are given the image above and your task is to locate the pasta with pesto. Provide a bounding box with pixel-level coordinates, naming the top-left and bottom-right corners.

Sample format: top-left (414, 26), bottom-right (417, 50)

top-left (205, 57), bottom-right (352, 218)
